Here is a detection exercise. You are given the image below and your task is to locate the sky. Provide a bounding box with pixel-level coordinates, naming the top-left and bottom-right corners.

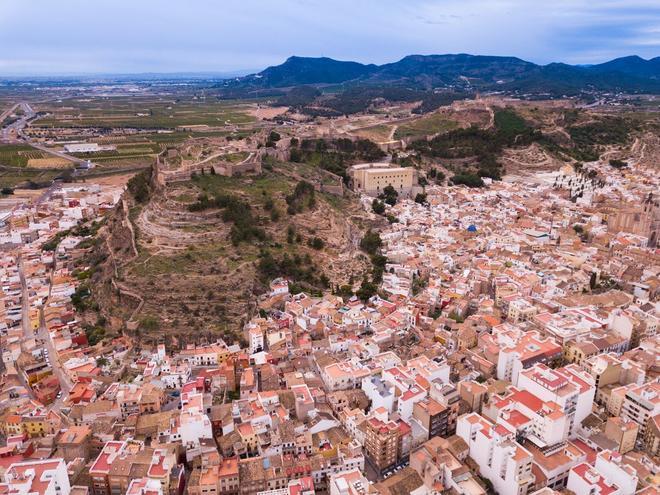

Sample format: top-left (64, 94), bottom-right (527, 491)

top-left (1, 0), bottom-right (659, 75)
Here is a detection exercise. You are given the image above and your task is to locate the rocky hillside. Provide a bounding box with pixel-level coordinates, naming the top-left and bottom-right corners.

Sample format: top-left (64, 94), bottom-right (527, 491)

top-left (88, 162), bottom-right (375, 347)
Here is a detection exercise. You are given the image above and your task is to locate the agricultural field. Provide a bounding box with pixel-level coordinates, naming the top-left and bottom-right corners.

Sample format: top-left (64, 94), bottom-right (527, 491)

top-left (26, 157), bottom-right (71, 169)
top-left (0, 144), bottom-right (47, 168)
top-left (32, 96), bottom-right (257, 129)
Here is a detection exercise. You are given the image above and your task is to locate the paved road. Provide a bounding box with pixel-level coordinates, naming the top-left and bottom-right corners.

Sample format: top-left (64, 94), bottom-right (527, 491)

top-left (37, 259), bottom-right (74, 411)
top-left (16, 245), bottom-right (72, 410)
top-left (1, 102), bottom-right (34, 142)
top-left (37, 317), bottom-right (74, 411)
top-left (0, 103), bottom-right (20, 127)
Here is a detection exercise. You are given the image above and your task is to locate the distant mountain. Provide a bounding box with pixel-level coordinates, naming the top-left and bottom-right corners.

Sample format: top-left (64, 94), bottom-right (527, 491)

top-left (235, 54), bottom-right (660, 94)
top-left (374, 54), bottom-right (536, 84)
top-left (245, 56), bottom-right (377, 87)
top-left (591, 55), bottom-right (660, 79)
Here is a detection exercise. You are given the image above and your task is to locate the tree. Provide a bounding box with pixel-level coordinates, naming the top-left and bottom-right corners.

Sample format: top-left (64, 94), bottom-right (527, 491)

top-left (609, 159), bottom-right (627, 169)
top-left (451, 173), bottom-right (484, 188)
top-left (379, 185), bottom-right (398, 206)
top-left (589, 272), bottom-right (597, 290)
top-left (360, 230), bottom-right (382, 255)
top-left (372, 199), bottom-right (385, 215)
top-left (356, 278), bottom-right (377, 301)
top-left (337, 285), bottom-right (354, 299)
top-left (1, 187), bottom-right (13, 195)
top-left (414, 193), bottom-right (427, 205)
top-left (96, 357), bottom-right (109, 367)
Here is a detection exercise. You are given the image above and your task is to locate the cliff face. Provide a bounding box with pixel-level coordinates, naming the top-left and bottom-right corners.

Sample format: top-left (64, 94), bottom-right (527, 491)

top-left (90, 197), bottom-right (143, 332)
top-left (88, 168), bottom-right (374, 348)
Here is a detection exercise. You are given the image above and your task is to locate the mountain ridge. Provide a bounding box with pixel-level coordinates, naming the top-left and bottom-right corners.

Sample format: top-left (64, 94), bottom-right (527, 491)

top-left (237, 53), bottom-right (660, 94)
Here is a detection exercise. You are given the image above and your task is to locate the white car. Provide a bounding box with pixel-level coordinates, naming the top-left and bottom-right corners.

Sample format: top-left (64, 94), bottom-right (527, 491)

top-left (56, 392), bottom-right (62, 399)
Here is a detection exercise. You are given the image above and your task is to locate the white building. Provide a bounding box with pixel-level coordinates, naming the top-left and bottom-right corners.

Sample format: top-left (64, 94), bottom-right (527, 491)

top-left (329, 468), bottom-right (371, 495)
top-left (567, 462), bottom-right (621, 495)
top-left (361, 375), bottom-right (395, 413)
top-left (126, 477), bottom-right (164, 495)
top-left (63, 143), bottom-right (115, 153)
top-left (517, 364), bottom-right (595, 438)
top-left (594, 451), bottom-right (638, 495)
top-left (456, 413), bottom-right (535, 495)
top-left (486, 387), bottom-right (569, 449)
top-left (495, 331), bottom-right (562, 385)
top-left (248, 326), bottom-right (265, 354)
top-left (1, 459), bottom-right (71, 495)
top-left (620, 381), bottom-right (660, 435)
top-left (176, 392), bottom-right (213, 461)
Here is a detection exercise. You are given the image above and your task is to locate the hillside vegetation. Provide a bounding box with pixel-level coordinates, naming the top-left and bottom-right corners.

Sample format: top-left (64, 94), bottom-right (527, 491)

top-left (88, 162), bottom-right (374, 345)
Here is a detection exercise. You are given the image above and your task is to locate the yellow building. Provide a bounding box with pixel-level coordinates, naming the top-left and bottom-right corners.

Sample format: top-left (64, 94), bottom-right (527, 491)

top-left (2, 414), bottom-right (24, 436)
top-left (351, 164), bottom-right (414, 197)
top-left (23, 416), bottom-right (48, 437)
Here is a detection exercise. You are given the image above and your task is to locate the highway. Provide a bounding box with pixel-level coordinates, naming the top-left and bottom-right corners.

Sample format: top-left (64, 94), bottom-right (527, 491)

top-left (1, 102), bottom-right (35, 142)
top-left (0, 103), bottom-right (20, 126)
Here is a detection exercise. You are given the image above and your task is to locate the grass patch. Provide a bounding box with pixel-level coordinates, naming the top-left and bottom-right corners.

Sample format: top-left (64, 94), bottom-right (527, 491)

top-left (219, 151), bottom-right (249, 163)
top-left (0, 168), bottom-right (60, 187)
top-left (394, 113), bottom-right (459, 139)
top-left (191, 172), bottom-right (292, 201)
top-left (130, 243), bottom-right (230, 277)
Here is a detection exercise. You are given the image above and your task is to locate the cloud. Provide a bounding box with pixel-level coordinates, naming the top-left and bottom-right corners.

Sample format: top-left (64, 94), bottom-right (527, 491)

top-left (0, 0), bottom-right (658, 74)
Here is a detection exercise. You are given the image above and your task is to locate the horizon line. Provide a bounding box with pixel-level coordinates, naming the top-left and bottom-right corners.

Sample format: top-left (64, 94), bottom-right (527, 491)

top-left (1, 52), bottom-right (655, 79)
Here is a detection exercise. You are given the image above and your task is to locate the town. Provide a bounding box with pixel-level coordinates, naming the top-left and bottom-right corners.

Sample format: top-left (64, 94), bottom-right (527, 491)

top-left (0, 146), bottom-right (658, 495)
top-left (2, 2), bottom-right (660, 493)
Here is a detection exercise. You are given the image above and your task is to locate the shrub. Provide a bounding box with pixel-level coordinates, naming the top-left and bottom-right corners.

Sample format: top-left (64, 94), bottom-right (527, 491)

top-left (360, 230), bottom-right (382, 255)
top-left (310, 237), bottom-right (324, 250)
top-left (372, 199), bottom-right (385, 215)
top-left (414, 193), bottom-right (427, 204)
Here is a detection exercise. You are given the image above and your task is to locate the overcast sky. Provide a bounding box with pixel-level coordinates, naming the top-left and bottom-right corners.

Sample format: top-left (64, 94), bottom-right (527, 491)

top-left (1, 0), bottom-right (659, 75)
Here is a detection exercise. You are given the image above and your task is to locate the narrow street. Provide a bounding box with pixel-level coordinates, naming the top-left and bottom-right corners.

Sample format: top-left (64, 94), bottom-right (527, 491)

top-left (17, 254), bottom-right (33, 340)
top-left (38, 260), bottom-right (74, 411)
top-left (17, 251), bottom-right (73, 410)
